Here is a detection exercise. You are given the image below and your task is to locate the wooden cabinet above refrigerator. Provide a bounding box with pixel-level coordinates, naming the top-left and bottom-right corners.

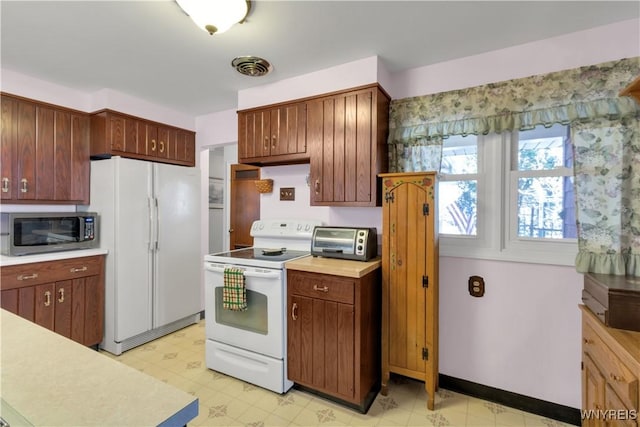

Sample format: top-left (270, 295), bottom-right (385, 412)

top-left (90, 110), bottom-right (195, 167)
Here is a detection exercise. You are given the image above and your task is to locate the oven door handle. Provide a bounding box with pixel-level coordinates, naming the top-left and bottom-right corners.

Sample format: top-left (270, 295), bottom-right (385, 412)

top-left (205, 264), bottom-right (281, 279)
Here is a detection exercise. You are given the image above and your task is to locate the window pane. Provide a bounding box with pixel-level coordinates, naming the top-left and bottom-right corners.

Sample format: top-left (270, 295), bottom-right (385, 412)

top-left (439, 180), bottom-right (477, 235)
top-left (441, 135), bottom-right (478, 174)
top-left (517, 176), bottom-right (576, 239)
top-left (518, 125), bottom-right (572, 171)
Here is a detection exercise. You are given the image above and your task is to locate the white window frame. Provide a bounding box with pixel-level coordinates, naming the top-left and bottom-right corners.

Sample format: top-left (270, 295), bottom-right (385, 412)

top-left (438, 128), bottom-right (578, 266)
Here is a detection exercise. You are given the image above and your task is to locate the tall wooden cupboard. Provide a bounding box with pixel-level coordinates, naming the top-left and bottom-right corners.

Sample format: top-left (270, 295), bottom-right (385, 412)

top-left (379, 171), bottom-right (439, 410)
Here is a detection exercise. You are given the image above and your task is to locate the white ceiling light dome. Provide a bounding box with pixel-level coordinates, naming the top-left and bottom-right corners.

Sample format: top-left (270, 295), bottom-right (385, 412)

top-left (176, 0), bottom-right (251, 35)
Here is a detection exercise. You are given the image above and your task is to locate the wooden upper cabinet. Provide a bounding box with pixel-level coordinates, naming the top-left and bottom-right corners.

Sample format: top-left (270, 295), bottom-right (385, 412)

top-left (0, 93), bottom-right (90, 204)
top-left (309, 84), bottom-right (390, 207)
top-left (90, 110), bottom-right (195, 167)
top-left (238, 102), bottom-right (308, 165)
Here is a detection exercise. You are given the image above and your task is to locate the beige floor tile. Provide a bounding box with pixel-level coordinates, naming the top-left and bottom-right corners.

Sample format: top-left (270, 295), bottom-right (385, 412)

top-left (125, 320), bottom-right (574, 427)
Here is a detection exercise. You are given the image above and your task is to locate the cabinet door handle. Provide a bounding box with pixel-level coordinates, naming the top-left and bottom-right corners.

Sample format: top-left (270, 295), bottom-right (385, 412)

top-left (44, 291), bottom-right (51, 307)
top-left (314, 179), bottom-right (320, 195)
top-left (1, 177), bottom-right (9, 193)
top-left (610, 373), bottom-right (625, 382)
top-left (58, 288), bottom-right (65, 303)
top-left (291, 302), bottom-right (298, 321)
top-left (313, 285), bottom-right (329, 293)
top-left (271, 135), bottom-right (277, 149)
top-left (583, 338), bottom-right (593, 345)
top-left (151, 139), bottom-right (157, 151)
top-left (70, 266), bottom-right (88, 273)
top-left (20, 178), bottom-right (28, 193)
top-left (159, 141), bottom-right (165, 153)
top-left (17, 273), bottom-right (38, 281)
top-left (264, 136), bottom-right (269, 151)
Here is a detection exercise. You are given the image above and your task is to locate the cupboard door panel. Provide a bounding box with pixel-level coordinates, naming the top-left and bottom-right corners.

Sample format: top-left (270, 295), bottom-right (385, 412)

top-left (287, 294), bottom-right (313, 385)
top-left (83, 274), bottom-right (104, 346)
top-left (54, 280), bottom-right (72, 338)
top-left (71, 278), bottom-right (86, 343)
top-left (71, 114), bottom-right (90, 203)
top-left (36, 107), bottom-right (55, 200)
top-left (109, 115), bottom-right (125, 152)
top-left (1, 289), bottom-right (19, 314)
top-left (312, 298), bottom-right (326, 389)
top-left (16, 100), bottom-right (37, 200)
top-left (323, 301), bottom-right (338, 393)
top-left (337, 303), bottom-right (355, 399)
top-left (54, 110), bottom-right (72, 201)
top-left (124, 118), bottom-right (139, 155)
top-left (1, 96), bottom-right (16, 200)
top-left (355, 91), bottom-right (372, 202)
top-left (333, 97), bottom-right (346, 202)
top-left (18, 287), bottom-right (35, 322)
top-left (308, 100), bottom-right (324, 204)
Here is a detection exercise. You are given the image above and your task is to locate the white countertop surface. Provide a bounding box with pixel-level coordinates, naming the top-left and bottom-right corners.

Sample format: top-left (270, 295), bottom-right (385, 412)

top-left (0, 248), bottom-right (108, 266)
top-left (0, 309), bottom-right (198, 426)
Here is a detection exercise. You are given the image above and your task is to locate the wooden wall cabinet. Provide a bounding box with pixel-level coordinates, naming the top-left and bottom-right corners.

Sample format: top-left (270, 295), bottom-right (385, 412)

top-left (581, 305), bottom-right (640, 427)
top-left (238, 102), bottom-right (308, 165)
top-left (287, 268), bottom-right (381, 412)
top-left (1, 93), bottom-right (90, 204)
top-left (90, 110), bottom-right (195, 167)
top-left (308, 84), bottom-right (390, 207)
top-left (379, 172), bottom-right (439, 410)
top-left (1, 256), bottom-right (105, 347)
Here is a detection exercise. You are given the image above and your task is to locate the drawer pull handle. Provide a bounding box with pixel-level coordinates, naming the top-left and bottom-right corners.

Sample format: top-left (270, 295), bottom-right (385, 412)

top-left (291, 302), bottom-right (298, 321)
top-left (610, 374), bottom-right (625, 382)
top-left (17, 273), bottom-right (38, 281)
top-left (58, 288), bottom-right (65, 303)
top-left (70, 266), bottom-right (88, 273)
top-left (314, 179), bottom-right (320, 195)
top-left (44, 291), bottom-right (51, 307)
top-left (313, 285), bottom-right (329, 293)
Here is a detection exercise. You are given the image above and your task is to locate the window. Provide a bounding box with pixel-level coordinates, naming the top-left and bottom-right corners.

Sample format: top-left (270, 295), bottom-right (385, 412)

top-left (438, 124), bottom-right (578, 265)
top-left (438, 135), bottom-right (478, 236)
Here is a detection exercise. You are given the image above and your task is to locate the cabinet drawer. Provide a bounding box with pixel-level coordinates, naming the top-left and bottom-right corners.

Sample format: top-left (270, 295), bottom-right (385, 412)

top-left (1, 256), bottom-right (103, 290)
top-left (584, 322), bottom-right (639, 410)
top-left (289, 271), bottom-right (354, 304)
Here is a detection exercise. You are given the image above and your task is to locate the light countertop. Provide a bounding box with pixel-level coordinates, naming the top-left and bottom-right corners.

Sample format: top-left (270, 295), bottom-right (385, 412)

top-left (0, 309), bottom-right (198, 427)
top-left (286, 255), bottom-right (381, 278)
top-left (0, 248), bottom-right (108, 267)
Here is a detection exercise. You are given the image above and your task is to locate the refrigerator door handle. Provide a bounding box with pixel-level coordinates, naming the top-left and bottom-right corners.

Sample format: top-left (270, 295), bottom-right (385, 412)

top-left (148, 197), bottom-right (154, 252)
top-left (154, 197), bottom-right (159, 251)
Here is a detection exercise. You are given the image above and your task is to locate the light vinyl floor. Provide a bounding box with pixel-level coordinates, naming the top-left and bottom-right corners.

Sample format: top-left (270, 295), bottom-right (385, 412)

top-left (100, 321), bottom-right (573, 427)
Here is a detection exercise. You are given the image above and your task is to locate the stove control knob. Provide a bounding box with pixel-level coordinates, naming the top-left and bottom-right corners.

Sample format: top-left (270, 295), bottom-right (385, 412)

top-left (305, 224), bottom-right (311, 231)
top-left (259, 223), bottom-right (264, 230)
top-left (297, 224), bottom-right (302, 231)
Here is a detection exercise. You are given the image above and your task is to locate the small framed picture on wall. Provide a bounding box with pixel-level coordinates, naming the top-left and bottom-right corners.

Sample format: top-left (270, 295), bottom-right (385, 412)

top-left (209, 177), bottom-right (224, 209)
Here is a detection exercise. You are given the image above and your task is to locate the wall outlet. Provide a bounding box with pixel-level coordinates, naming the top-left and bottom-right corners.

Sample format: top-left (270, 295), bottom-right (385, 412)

top-left (279, 187), bottom-right (295, 201)
top-left (468, 275), bottom-right (485, 297)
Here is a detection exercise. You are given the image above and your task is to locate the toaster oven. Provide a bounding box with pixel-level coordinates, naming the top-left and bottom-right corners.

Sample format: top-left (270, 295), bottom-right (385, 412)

top-left (310, 226), bottom-right (377, 262)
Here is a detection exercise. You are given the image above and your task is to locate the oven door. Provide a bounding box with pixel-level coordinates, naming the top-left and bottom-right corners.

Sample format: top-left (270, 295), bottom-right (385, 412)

top-left (204, 262), bottom-right (284, 359)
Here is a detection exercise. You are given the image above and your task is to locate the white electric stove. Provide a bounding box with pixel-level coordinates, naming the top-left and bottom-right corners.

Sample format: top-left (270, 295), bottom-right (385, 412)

top-left (203, 219), bottom-right (322, 393)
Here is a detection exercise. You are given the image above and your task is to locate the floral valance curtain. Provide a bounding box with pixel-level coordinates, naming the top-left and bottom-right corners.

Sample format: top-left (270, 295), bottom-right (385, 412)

top-left (387, 57), bottom-right (640, 276)
top-left (388, 57), bottom-right (640, 147)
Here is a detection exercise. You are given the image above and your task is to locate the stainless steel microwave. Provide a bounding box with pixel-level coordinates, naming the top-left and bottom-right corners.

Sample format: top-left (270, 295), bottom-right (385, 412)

top-left (0, 212), bottom-right (99, 256)
top-left (310, 226), bottom-right (378, 262)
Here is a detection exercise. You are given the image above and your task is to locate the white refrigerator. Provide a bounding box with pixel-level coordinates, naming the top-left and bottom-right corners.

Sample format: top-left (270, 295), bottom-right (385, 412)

top-left (88, 157), bottom-right (201, 355)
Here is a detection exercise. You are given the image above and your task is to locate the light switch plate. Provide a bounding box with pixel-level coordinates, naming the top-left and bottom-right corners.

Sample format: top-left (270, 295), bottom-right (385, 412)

top-left (279, 187), bottom-right (295, 201)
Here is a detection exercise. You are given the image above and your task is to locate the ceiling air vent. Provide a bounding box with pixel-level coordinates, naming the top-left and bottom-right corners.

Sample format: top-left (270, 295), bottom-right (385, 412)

top-left (231, 56), bottom-right (272, 77)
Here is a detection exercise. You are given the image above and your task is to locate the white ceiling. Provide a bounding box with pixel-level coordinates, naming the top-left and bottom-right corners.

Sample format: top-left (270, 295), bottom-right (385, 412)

top-left (1, 1), bottom-right (638, 116)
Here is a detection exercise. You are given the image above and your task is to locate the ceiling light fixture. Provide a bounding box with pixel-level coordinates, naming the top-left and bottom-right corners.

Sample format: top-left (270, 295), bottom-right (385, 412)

top-left (176, 0), bottom-right (251, 35)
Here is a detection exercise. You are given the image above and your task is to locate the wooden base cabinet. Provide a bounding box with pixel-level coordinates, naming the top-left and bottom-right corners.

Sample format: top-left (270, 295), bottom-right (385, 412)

top-left (1, 256), bottom-right (105, 347)
top-left (287, 268), bottom-right (381, 412)
top-left (379, 172), bottom-right (439, 410)
top-left (581, 305), bottom-right (640, 427)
